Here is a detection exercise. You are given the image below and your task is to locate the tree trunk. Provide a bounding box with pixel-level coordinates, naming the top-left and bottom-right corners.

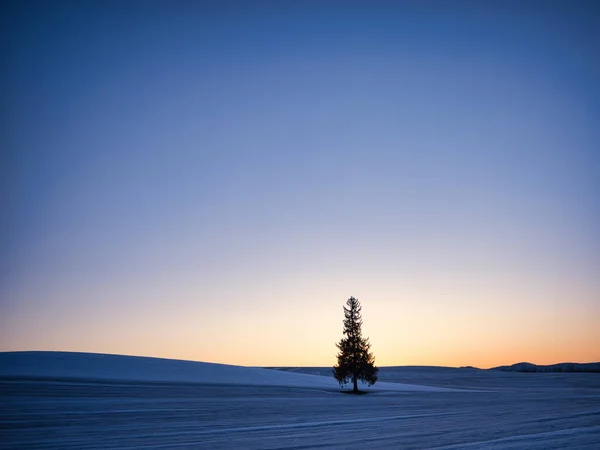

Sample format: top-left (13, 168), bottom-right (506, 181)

top-left (353, 375), bottom-right (358, 393)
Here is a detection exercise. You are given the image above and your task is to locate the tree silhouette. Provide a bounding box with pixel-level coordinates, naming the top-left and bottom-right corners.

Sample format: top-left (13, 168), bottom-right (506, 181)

top-left (333, 296), bottom-right (378, 392)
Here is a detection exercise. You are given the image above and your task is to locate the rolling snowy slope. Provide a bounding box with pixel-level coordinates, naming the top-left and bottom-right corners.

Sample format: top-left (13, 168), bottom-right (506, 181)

top-left (0, 351), bottom-right (454, 391)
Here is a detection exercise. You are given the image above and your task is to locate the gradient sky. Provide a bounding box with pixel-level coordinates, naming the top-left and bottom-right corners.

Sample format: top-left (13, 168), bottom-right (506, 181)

top-left (2, 1), bottom-right (599, 368)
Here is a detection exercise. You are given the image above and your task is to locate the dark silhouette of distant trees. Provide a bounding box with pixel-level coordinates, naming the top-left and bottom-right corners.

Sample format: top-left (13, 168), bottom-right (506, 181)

top-left (333, 296), bottom-right (378, 393)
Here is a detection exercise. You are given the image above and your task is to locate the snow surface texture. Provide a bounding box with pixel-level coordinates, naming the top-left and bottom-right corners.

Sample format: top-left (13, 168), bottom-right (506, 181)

top-left (2, 352), bottom-right (600, 449)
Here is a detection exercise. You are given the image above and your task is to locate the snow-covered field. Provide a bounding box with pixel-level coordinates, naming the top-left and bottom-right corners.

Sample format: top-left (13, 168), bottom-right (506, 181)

top-left (2, 352), bottom-right (599, 449)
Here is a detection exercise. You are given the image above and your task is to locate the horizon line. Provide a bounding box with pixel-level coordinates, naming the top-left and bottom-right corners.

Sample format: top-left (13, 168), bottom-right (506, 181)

top-left (2, 350), bottom-right (598, 369)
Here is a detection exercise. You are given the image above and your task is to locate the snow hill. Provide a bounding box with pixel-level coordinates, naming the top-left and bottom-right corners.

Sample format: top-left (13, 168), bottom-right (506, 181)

top-left (0, 351), bottom-right (457, 392)
top-left (490, 361), bottom-right (600, 373)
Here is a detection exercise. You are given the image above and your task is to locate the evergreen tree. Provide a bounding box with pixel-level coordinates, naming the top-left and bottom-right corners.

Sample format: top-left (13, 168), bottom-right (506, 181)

top-left (333, 296), bottom-right (378, 392)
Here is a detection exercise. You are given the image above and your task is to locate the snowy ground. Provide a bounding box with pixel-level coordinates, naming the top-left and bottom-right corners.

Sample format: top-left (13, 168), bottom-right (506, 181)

top-left (2, 352), bottom-right (600, 449)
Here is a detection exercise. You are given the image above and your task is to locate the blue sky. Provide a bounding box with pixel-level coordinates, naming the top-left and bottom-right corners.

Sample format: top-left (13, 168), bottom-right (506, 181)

top-left (2, 1), bottom-right (599, 366)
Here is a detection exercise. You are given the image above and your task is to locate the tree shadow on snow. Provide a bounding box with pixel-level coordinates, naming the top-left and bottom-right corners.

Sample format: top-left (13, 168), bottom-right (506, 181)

top-left (339, 390), bottom-right (370, 395)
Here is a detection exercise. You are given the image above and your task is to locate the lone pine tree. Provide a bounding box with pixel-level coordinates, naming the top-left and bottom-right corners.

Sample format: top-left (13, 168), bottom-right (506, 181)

top-left (333, 296), bottom-right (378, 393)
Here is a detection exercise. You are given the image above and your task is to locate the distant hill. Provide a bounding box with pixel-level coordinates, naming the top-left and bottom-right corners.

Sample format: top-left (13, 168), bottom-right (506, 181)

top-left (490, 362), bottom-right (600, 373)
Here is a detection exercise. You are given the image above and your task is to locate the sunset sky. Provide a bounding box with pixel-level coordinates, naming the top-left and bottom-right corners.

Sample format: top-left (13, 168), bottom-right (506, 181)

top-left (2, 1), bottom-right (599, 368)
